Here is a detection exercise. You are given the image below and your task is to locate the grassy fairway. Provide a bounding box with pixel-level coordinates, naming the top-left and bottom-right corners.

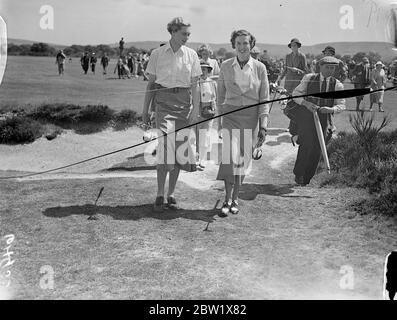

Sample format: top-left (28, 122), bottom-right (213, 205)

top-left (1, 56), bottom-right (397, 133)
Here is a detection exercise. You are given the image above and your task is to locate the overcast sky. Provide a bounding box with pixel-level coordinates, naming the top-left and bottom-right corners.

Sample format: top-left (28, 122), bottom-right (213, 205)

top-left (0, 0), bottom-right (395, 45)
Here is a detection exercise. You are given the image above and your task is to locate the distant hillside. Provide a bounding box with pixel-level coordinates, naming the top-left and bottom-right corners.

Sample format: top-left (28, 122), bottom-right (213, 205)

top-left (118, 41), bottom-right (396, 61)
top-left (8, 38), bottom-right (397, 61)
top-left (8, 38), bottom-right (67, 51)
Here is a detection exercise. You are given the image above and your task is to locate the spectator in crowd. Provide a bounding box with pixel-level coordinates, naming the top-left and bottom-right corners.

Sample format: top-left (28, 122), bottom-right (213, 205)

top-left (80, 52), bottom-right (90, 74)
top-left (55, 49), bottom-right (66, 75)
top-left (195, 60), bottom-right (218, 169)
top-left (351, 57), bottom-right (371, 110)
top-left (127, 53), bottom-right (134, 75)
top-left (90, 53), bottom-right (97, 74)
top-left (259, 49), bottom-right (270, 69)
top-left (196, 44), bottom-right (220, 79)
top-left (114, 58), bottom-right (124, 79)
top-left (314, 46), bottom-right (348, 83)
top-left (370, 61), bottom-right (387, 112)
top-left (101, 53), bottom-right (109, 75)
top-left (277, 38), bottom-right (309, 95)
top-left (119, 37), bottom-right (125, 56)
top-left (250, 46), bottom-right (261, 60)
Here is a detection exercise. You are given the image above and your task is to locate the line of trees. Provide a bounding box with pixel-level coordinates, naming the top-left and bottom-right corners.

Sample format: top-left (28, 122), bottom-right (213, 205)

top-left (7, 42), bottom-right (149, 57)
top-left (8, 42), bottom-right (392, 65)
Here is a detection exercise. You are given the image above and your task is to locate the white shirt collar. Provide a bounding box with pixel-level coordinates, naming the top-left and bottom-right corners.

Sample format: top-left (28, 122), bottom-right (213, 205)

top-left (164, 41), bottom-right (184, 54)
top-left (232, 56), bottom-right (254, 69)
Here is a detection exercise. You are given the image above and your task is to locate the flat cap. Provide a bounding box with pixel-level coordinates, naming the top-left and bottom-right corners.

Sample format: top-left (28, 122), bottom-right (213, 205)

top-left (319, 56), bottom-right (339, 65)
top-left (322, 46), bottom-right (336, 55)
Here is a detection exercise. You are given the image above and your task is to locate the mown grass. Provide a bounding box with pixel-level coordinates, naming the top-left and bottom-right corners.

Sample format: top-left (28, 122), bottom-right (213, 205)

top-left (320, 112), bottom-right (397, 216)
top-left (0, 104), bottom-right (140, 144)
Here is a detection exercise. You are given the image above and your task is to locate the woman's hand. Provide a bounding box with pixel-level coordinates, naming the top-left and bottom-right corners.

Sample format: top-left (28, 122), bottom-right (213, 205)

top-left (257, 128), bottom-right (267, 144)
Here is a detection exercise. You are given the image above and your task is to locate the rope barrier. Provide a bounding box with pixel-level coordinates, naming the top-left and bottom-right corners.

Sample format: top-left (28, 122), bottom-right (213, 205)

top-left (1, 85), bottom-right (394, 181)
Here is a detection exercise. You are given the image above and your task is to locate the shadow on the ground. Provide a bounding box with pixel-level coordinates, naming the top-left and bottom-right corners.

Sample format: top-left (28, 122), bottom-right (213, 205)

top-left (43, 203), bottom-right (218, 222)
top-left (265, 134), bottom-right (292, 146)
top-left (239, 183), bottom-right (312, 200)
top-left (266, 129), bottom-right (288, 136)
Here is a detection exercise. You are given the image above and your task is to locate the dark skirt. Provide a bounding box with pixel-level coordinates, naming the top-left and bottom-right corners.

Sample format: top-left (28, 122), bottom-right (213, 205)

top-left (154, 85), bottom-right (196, 172)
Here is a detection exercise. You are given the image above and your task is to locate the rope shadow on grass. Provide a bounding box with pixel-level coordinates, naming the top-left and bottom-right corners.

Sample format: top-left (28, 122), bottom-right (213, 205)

top-left (239, 183), bottom-right (312, 200)
top-left (43, 204), bottom-right (217, 222)
top-left (265, 134), bottom-right (292, 146)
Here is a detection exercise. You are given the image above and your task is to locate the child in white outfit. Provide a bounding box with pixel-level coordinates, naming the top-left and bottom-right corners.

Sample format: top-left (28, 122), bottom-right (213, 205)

top-left (195, 61), bottom-right (219, 168)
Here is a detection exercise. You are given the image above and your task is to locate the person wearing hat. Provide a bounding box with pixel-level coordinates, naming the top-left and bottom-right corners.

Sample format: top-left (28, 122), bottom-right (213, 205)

top-left (194, 60), bottom-right (218, 169)
top-left (291, 56), bottom-right (346, 186)
top-left (313, 46), bottom-right (347, 82)
top-left (369, 61), bottom-right (387, 112)
top-left (351, 57), bottom-right (371, 110)
top-left (197, 44), bottom-right (220, 79)
top-left (90, 52), bottom-right (97, 74)
top-left (277, 38), bottom-right (309, 95)
top-left (142, 17), bottom-right (202, 212)
top-left (250, 46), bottom-right (261, 60)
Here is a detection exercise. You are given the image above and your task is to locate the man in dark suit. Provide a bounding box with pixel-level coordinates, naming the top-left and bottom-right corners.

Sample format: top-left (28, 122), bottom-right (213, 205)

top-left (80, 52), bottom-right (90, 74)
top-left (351, 57), bottom-right (371, 110)
top-left (90, 52), bottom-right (97, 74)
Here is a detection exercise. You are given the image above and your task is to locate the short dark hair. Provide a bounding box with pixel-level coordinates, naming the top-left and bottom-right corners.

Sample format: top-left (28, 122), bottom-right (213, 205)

top-left (167, 17), bottom-right (191, 34)
top-left (230, 30), bottom-right (256, 49)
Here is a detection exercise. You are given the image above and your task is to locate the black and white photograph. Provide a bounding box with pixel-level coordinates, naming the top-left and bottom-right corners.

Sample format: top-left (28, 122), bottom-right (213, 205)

top-left (0, 0), bottom-right (396, 303)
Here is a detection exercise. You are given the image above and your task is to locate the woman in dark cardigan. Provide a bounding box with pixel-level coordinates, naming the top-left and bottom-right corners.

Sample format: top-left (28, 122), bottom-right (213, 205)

top-left (277, 38), bottom-right (309, 95)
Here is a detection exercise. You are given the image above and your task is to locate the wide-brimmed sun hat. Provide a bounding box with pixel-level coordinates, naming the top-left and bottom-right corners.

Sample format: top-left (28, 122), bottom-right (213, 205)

top-left (200, 60), bottom-right (213, 70)
top-left (288, 38), bottom-right (301, 48)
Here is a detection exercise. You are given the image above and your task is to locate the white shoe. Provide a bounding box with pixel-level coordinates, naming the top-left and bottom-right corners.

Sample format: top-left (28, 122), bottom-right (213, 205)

top-left (219, 201), bottom-right (231, 217)
top-left (230, 200), bottom-right (239, 214)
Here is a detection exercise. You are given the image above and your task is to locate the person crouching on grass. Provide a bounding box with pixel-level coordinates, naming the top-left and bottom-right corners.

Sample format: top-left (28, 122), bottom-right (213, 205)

top-left (216, 29), bottom-right (269, 217)
top-left (142, 17), bottom-right (202, 212)
top-left (194, 60), bottom-right (219, 169)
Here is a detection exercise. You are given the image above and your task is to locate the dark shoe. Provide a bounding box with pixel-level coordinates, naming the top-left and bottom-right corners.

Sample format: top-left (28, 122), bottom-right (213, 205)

top-left (230, 200), bottom-right (240, 215)
top-left (218, 201), bottom-right (230, 217)
top-left (166, 196), bottom-right (178, 210)
top-left (294, 175), bottom-right (307, 186)
top-left (153, 196), bottom-right (164, 212)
